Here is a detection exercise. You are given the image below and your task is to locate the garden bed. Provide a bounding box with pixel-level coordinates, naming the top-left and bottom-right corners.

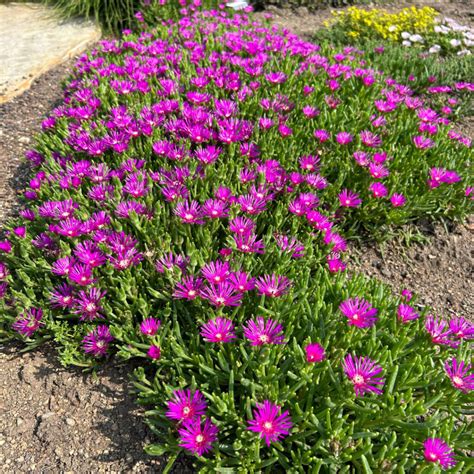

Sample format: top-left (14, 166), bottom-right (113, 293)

top-left (0, 1), bottom-right (472, 472)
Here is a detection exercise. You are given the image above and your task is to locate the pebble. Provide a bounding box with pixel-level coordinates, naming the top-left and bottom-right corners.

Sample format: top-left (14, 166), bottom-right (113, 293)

top-left (18, 136), bottom-right (30, 144)
top-left (66, 417), bottom-right (76, 426)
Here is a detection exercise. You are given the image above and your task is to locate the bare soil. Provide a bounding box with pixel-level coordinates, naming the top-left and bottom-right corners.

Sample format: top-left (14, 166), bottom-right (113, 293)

top-left (0, 2), bottom-right (473, 472)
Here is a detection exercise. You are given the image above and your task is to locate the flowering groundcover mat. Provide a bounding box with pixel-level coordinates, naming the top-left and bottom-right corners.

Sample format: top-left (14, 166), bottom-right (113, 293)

top-left (0, 3), bottom-right (473, 472)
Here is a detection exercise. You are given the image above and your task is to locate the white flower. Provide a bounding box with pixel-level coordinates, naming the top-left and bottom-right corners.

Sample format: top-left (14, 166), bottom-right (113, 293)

top-left (402, 40), bottom-right (412, 47)
top-left (401, 32), bottom-right (411, 39)
top-left (434, 26), bottom-right (443, 33)
top-left (388, 25), bottom-right (397, 32)
top-left (464, 38), bottom-right (474, 47)
top-left (409, 34), bottom-right (424, 43)
top-left (450, 39), bottom-right (462, 47)
top-left (429, 44), bottom-right (441, 54)
top-left (457, 49), bottom-right (472, 56)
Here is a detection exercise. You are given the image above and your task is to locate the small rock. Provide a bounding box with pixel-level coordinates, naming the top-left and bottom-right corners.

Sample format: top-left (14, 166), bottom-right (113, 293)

top-left (16, 418), bottom-right (24, 426)
top-left (65, 418), bottom-right (76, 427)
top-left (18, 136), bottom-right (30, 144)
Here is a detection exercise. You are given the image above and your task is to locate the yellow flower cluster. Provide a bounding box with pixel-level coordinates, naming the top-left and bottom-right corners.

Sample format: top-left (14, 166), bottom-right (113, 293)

top-left (330, 6), bottom-right (438, 41)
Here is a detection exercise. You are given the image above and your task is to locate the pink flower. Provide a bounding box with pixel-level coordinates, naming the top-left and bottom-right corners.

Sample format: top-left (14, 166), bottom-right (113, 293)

top-left (390, 193), bottom-right (406, 207)
top-left (369, 182), bottom-right (388, 198)
top-left (147, 345), bottom-right (161, 359)
top-left (247, 400), bottom-right (292, 446)
top-left (140, 317), bottom-right (161, 336)
top-left (336, 132), bottom-right (353, 145)
top-left (338, 189), bottom-right (362, 207)
top-left (166, 389), bottom-right (207, 422)
top-left (305, 343), bottom-right (326, 363)
top-left (200, 317), bottom-right (236, 343)
top-left (243, 317), bottom-right (284, 346)
top-left (178, 417), bottom-right (218, 457)
top-left (12, 308), bottom-right (44, 337)
top-left (423, 438), bottom-right (456, 470)
top-left (397, 304), bottom-right (419, 323)
top-left (343, 354), bottom-right (385, 397)
top-left (448, 316), bottom-right (474, 341)
top-left (82, 325), bottom-right (113, 357)
top-left (425, 315), bottom-right (455, 346)
top-left (444, 358), bottom-right (474, 393)
top-left (255, 274), bottom-right (291, 297)
top-left (413, 135), bottom-right (435, 149)
top-left (339, 298), bottom-right (378, 328)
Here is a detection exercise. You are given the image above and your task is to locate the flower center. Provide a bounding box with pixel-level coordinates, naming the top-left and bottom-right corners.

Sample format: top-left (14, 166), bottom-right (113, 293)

top-left (353, 374), bottom-right (365, 386)
top-left (188, 290), bottom-right (196, 297)
top-left (183, 406), bottom-right (191, 416)
top-left (452, 376), bottom-right (464, 387)
top-left (195, 434), bottom-right (204, 444)
top-left (215, 333), bottom-right (223, 340)
top-left (259, 334), bottom-right (269, 343)
top-left (263, 421), bottom-right (273, 432)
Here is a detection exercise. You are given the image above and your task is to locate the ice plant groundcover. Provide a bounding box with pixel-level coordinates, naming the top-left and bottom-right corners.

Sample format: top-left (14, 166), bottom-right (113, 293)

top-left (1, 3), bottom-right (473, 472)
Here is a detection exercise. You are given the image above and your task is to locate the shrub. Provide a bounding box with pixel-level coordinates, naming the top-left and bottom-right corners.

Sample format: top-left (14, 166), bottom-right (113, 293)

top-left (0, 3), bottom-right (473, 472)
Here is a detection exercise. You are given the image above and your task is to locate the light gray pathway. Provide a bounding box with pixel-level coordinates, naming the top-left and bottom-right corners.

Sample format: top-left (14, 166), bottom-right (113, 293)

top-left (0, 3), bottom-right (100, 103)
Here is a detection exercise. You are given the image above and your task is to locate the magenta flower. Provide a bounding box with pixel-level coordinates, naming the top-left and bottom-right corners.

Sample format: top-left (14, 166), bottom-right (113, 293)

top-left (243, 317), bottom-right (284, 346)
top-left (255, 274), bottom-right (291, 298)
top-left (201, 260), bottom-right (231, 284)
top-left (339, 298), bottom-right (378, 328)
top-left (173, 276), bottom-right (203, 300)
top-left (397, 304), bottom-right (419, 323)
top-left (413, 135), bottom-right (435, 149)
top-left (343, 354), bottom-right (385, 397)
top-left (390, 193), bottom-right (406, 207)
top-left (228, 271), bottom-right (255, 293)
top-left (140, 317), bottom-right (161, 336)
top-left (336, 132), bottom-right (353, 145)
top-left (360, 130), bottom-right (382, 148)
top-left (50, 283), bottom-right (75, 309)
top-left (425, 315), bottom-right (455, 346)
top-left (73, 287), bottom-right (106, 321)
top-left (12, 308), bottom-right (44, 337)
top-left (248, 400), bottom-right (292, 446)
top-left (178, 417), bottom-right (218, 457)
top-left (444, 358), bottom-right (474, 393)
top-left (423, 438), bottom-right (456, 470)
top-left (200, 317), bottom-right (236, 343)
top-left (166, 389), bottom-right (207, 422)
top-left (174, 201), bottom-right (204, 225)
top-left (401, 289), bottom-right (413, 302)
top-left (147, 345), bottom-right (161, 360)
top-left (68, 263), bottom-right (95, 286)
top-left (229, 216), bottom-right (256, 235)
top-left (369, 182), bottom-right (388, 198)
top-left (369, 163), bottom-right (389, 179)
top-left (200, 282), bottom-right (242, 307)
top-left (338, 189), bottom-right (362, 208)
top-left (82, 325), bottom-right (113, 357)
top-left (305, 343), bottom-right (326, 363)
top-left (449, 316), bottom-right (474, 341)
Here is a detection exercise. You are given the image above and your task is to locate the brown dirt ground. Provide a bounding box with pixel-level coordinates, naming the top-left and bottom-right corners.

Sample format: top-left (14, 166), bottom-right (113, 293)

top-left (0, 2), bottom-right (473, 472)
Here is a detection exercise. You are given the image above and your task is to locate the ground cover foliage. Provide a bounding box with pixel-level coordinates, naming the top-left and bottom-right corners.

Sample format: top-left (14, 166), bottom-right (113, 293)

top-left (1, 2), bottom-right (473, 472)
